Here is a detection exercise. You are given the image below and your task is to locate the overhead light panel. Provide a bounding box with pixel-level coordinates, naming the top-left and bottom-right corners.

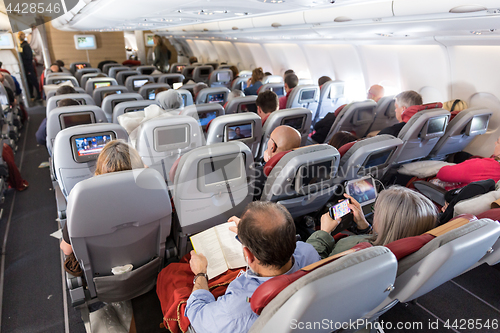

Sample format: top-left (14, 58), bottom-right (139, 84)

top-left (449, 5), bottom-right (487, 13)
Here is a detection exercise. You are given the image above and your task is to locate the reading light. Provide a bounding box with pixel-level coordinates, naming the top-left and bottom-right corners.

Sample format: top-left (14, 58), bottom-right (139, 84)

top-left (334, 16), bottom-right (351, 22)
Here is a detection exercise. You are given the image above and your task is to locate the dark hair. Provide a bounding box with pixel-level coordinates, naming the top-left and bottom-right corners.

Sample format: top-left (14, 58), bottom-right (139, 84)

top-left (318, 76), bottom-right (332, 87)
top-left (0, 61), bottom-right (3, 68)
top-left (264, 72), bottom-right (272, 76)
top-left (56, 60), bottom-right (65, 68)
top-left (284, 69), bottom-right (294, 76)
top-left (50, 63), bottom-right (62, 72)
top-left (229, 65), bottom-right (239, 79)
top-left (284, 73), bottom-right (299, 90)
top-left (328, 131), bottom-right (358, 149)
top-left (256, 90), bottom-right (278, 114)
top-left (154, 35), bottom-right (169, 54)
top-left (238, 201), bottom-right (296, 268)
top-left (189, 56), bottom-right (198, 64)
top-left (58, 98), bottom-right (80, 107)
top-left (55, 85), bottom-right (76, 96)
top-left (155, 87), bottom-right (169, 95)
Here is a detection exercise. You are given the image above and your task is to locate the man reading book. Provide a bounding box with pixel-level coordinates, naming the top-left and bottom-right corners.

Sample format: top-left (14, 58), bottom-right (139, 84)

top-left (185, 201), bottom-right (320, 333)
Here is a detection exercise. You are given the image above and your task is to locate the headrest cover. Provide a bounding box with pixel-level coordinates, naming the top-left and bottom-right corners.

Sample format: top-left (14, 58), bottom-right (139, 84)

top-left (338, 141), bottom-right (357, 157)
top-left (263, 151), bottom-right (291, 176)
top-left (401, 102), bottom-right (443, 123)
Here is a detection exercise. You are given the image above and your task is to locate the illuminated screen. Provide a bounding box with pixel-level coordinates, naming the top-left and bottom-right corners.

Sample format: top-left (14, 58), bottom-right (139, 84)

top-left (198, 111), bottom-right (217, 127)
top-left (173, 82), bottom-right (183, 90)
top-left (75, 64), bottom-right (88, 70)
top-left (145, 35), bottom-right (155, 46)
top-left (157, 127), bottom-right (187, 146)
top-left (204, 156), bottom-right (242, 185)
top-left (94, 81), bottom-right (111, 89)
top-left (148, 90), bottom-right (156, 100)
top-left (299, 90), bottom-right (316, 102)
top-left (176, 65), bottom-right (185, 72)
top-left (282, 117), bottom-right (304, 130)
top-left (364, 150), bottom-right (392, 168)
top-left (332, 200), bottom-right (351, 220)
top-left (428, 117), bottom-right (447, 134)
top-left (271, 87), bottom-right (284, 96)
top-left (0, 34), bottom-right (14, 49)
top-left (226, 123), bottom-right (252, 141)
top-left (59, 112), bottom-right (94, 129)
top-left (299, 160), bottom-right (332, 188)
top-left (74, 35), bottom-right (96, 50)
top-left (217, 72), bottom-right (231, 82)
top-left (133, 79), bottom-right (149, 89)
top-left (470, 115), bottom-right (489, 134)
top-left (72, 132), bottom-right (116, 163)
top-left (346, 178), bottom-right (377, 205)
top-left (52, 79), bottom-right (71, 85)
top-left (207, 93), bottom-right (225, 104)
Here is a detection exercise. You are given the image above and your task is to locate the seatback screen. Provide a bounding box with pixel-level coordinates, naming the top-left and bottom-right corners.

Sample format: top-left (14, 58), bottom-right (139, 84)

top-left (112, 99), bottom-right (133, 110)
top-left (133, 79), bottom-right (149, 89)
top-left (94, 81), bottom-right (111, 89)
top-left (204, 156), bottom-right (242, 185)
top-left (299, 89), bottom-right (316, 102)
top-left (207, 93), bottom-right (225, 104)
top-left (198, 111), bottom-right (217, 127)
top-left (176, 65), bottom-right (185, 73)
top-left (427, 117), bottom-right (447, 134)
top-left (71, 132), bottom-right (116, 163)
top-left (124, 107), bottom-right (145, 113)
top-left (363, 149), bottom-right (393, 168)
top-left (225, 123), bottom-right (253, 141)
top-left (123, 73), bottom-right (137, 83)
top-left (271, 87), bottom-right (284, 96)
top-left (200, 68), bottom-right (211, 76)
top-left (470, 115), bottom-right (489, 134)
top-left (57, 99), bottom-right (86, 107)
top-left (157, 127), bottom-right (186, 146)
top-left (59, 112), bottom-right (95, 129)
top-left (282, 116), bottom-right (304, 130)
top-left (76, 64), bottom-right (88, 70)
top-left (298, 160), bottom-right (333, 189)
top-left (142, 68), bottom-right (154, 75)
top-left (53, 79), bottom-right (71, 85)
top-left (173, 82), bottom-right (183, 90)
top-left (329, 84), bottom-right (344, 99)
top-left (346, 177), bottom-right (377, 205)
top-left (148, 89), bottom-right (156, 100)
top-left (238, 103), bottom-right (257, 113)
top-left (217, 72), bottom-right (231, 82)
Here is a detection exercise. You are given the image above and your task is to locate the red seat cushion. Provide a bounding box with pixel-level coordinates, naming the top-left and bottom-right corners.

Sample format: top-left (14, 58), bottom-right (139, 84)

top-left (334, 104), bottom-right (347, 117)
top-left (401, 102), bottom-right (444, 123)
top-left (385, 234), bottom-right (435, 260)
top-left (250, 242), bottom-right (372, 315)
top-left (338, 141), bottom-right (356, 157)
top-left (263, 150), bottom-right (292, 176)
top-left (477, 209), bottom-right (500, 222)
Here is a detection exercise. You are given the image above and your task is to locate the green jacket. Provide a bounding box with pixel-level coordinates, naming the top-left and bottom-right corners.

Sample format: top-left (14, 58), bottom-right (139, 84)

top-left (306, 230), bottom-right (374, 259)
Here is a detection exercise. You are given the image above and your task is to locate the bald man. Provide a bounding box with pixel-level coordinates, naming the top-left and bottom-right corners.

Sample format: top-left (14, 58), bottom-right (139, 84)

top-left (264, 125), bottom-right (302, 163)
top-left (367, 84), bottom-right (384, 103)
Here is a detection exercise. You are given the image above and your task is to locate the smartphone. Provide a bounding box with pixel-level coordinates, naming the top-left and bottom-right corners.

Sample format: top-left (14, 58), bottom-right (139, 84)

top-left (329, 199), bottom-right (354, 236)
top-left (329, 199), bottom-right (351, 220)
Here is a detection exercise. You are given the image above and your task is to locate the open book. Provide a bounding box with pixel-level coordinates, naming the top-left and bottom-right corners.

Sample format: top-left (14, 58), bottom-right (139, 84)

top-left (190, 222), bottom-right (247, 279)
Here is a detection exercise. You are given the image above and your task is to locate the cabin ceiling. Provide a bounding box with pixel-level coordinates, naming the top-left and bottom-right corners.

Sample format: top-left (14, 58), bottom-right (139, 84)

top-left (50, 0), bottom-right (500, 41)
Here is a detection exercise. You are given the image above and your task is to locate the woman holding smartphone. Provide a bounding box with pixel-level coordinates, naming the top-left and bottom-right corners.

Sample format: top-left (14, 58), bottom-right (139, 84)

top-left (306, 186), bottom-right (437, 259)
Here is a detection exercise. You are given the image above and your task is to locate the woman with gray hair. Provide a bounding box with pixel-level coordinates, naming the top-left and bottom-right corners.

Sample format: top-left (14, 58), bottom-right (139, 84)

top-left (307, 186), bottom-right (437, 258)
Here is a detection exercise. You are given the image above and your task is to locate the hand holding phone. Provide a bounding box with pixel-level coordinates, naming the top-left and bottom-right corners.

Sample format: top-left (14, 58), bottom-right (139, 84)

top-left (327, 199), bottom-right (354, 236)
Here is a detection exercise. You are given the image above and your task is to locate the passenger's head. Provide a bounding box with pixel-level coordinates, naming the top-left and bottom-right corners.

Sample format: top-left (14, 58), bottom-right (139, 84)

top-left (250, 67), bottom-right (265, 85)
top-left (0, 61), bottom-right (3, 68)
top-left (95, 140), bottom-right (144, 176)
top-left (256, 90), bottom-right (278, 118)
top-left (264, 125), bottom-right (301, 162)
top-left (328, 131), bottom-right (358, 149)
top-left (153, 35), bottom-right (162, 46)
top-left (193, 82), bottom-right (208, 97)
top-left (367, 84), bottom-right (385, 102)
top-left (0, 73), bottom-right (4, 83)
top-left (189, 56), bottom-right (198, 64)
top-left (55, 85), bottom-right (76, 96)
top-left (284, 69), bottom-right (294, 78)
top-left (394, 90), bottom-right (422, 122)
top-left (58, 99), bottom-right (79, 107)
top-left (372, 186), bottom-right (437, 246)
top-left (227, 89), bottom-right (244, 102)
top-left (229, 65), bottom-right (239, 79)
top-left (264, 72), bottom-right (273, 76)
top-left (50, 63), bottom-right (62, 73)
top-left (238, 201), bottom-right (296, 270)
top-left (17, 32), bottom-right (25, 41)
top-left (103, 91), bottom-right (117, 99)
top-left (56, 60), bottom-right (65, 68)
top-left (95, 73), bottom-right (107, 78)
top-left (284, 73), bottom-right (299, 93)
top-left (155, 86), bottom-right (169, 96)
top-left (318, 76), bottom-right (332, 87)
top-left (443, 99), bottom-right (468, 112)
top-left (156, 89), bottom-right (183, 110)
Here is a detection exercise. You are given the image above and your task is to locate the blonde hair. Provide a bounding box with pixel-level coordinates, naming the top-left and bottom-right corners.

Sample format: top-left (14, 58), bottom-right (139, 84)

top-left (442, 99), bottom-right (468, 112)
top-left (371, 186), bottom-right (437, 246)
top-left (250, 67), bottom-right (264, 85)
top-left (95, 140), bottom-right (144, 175)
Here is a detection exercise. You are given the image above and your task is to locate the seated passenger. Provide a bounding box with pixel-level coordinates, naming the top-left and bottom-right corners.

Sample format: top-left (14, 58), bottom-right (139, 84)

top-left (443, 99), bottom-right (468, 121)
top-left (229, 65), bottom-right (239, 81)
top-left (60, 140), bottom-right (145, 276)
top-left (318, 76), bottom-right (332, 87)
top-left (193, 82), bottom-right (208, 100)
top-left (436, 135), bottom-right (500, 189)
top-left (157, 201), bottom-right (320, 333)
top-left (50, 63), bottom-right (62, 73)
top-left (312, 84), bottom-right (384, 143)
top-left (243, 67), bottom-right (264, 96)
top-left (283, 69), bottom-right (294, 79)
top-left (263, 125), bottom-right (301, 163)
top-left (189, 56), bottom-right (198, 65)
top-left (256, 90), bottom-right (279, 126)
top-left (224, 89), bottom-right (245, 109)
top-left (278, 73), bottom-right (298, 110)
top-left (328, 131), bottom-right (358, 150)
top-left (307, 186), bottom-right (437, 258)
top-left (374, 90), bottom-right (422, 137)
top-left (35, 85), bottom-right (78, 146)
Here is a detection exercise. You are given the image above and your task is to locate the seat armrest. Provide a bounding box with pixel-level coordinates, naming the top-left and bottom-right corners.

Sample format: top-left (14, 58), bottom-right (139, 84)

top-left (53, 182), bottom-right (67, 222)
top-left (413, 181), bottom-right (447, 206)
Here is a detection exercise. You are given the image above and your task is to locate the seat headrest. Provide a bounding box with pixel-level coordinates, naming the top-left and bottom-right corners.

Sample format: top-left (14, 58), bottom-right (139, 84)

top-left (401, 102), bottom-right (443, 123)
top-left (338, 141), bottom-right (356, 157)
top-left (250, 242), bottom-right (372, 315)
top-left (263, 150), bottom-right (292, 176)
